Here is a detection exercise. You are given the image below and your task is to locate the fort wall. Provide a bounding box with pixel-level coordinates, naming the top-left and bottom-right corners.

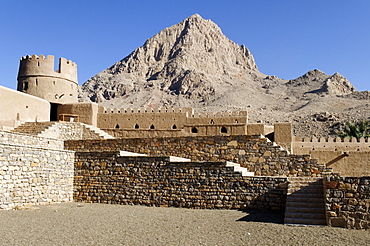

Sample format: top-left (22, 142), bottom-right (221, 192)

top-left (17, 55), bottom-right (78, 104)
top-left (74, 153), bottom-right (288, 210)
top-left (65, 135), bottom-right (329, 177)
top-left (325, 175), bottom-right (370, 230)
top-left (0, 130), bottom-right (74, 209)
top-left (0, 85), bottom-right (50, 129)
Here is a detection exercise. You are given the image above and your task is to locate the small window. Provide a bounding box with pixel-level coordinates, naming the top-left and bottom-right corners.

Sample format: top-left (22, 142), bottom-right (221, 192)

top-left (35, 79), bottom-right (38, 86)
top-left (235, 120), bottom-right (238, 123)
top-left (70, 94), bottom-right (73, 96)
top-left (191, 127), bottom-right (198, 133)
top-left (23, 81), bottom-right (28, 91)
top-left (221, 127), bottom-right (227, 133)
top-left (37, 61), bottom-right (40, 66)
top-left (135, 124), bottom-right (139, 129)
top-left (150, 124), bottom-right (155, 129)
top-left (53, 81), bottom-right (55, 85)
top-left (172, 124), bottom-right (177, 130)
top-left (115, 124), bottom-right (120, 129)
top-left (210, 119), bottom-right (214, 124)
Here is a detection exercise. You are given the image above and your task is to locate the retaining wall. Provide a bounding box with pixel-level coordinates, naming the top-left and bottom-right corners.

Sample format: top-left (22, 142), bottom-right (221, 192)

top-left (0, 130), bottom-right (74, 209)
top-left (325, 175), bottom-right (370, 229)
top-left (66, 135), bottom-right (329, 177)
top-left (74, 152), bottom-right (287, 210)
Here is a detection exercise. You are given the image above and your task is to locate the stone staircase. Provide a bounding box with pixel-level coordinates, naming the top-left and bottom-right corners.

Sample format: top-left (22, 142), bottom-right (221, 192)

top-left (226, 161), bottom-right (254, 176)
top-left (80, 123), bottom-right (115, 139)
top-left (12, 122), bottom-right (55, 135)
top-left (284, 177), bottom-right (326, 226)
top-left (12, 122), bottom-right (115, 140)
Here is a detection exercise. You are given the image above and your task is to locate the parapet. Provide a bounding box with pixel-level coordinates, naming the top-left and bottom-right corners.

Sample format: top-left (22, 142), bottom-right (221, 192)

top-left (102, 107), bottom-right (194, 114)
top-left (18, 54), bottom-right (78, 84)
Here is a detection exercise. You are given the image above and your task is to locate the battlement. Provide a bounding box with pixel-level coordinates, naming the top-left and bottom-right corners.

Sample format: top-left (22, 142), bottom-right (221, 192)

top-left (101, 107), bottom-right (247, 118)
top-left (18, 54), bottom-right (77, 84)
top-left (102, 107), bottom-right (194, 114)
top-left (17, 54), bottom-right (78, 104)
top-left (296, 137), bottom-right (370, 143)
top-left (20, 54), bottom-right (77, 67)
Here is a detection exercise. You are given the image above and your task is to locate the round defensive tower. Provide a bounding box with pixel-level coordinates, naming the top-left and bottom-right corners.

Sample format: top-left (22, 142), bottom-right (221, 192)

top-left (17, 54), bottom-right (78, 104)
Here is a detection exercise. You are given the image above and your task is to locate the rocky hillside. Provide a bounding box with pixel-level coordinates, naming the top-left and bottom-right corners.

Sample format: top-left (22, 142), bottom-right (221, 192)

top-left (79, 14), bottom-right (369, 138)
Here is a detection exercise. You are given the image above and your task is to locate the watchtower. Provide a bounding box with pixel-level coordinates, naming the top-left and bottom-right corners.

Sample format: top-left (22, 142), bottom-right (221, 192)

top-left (17, 55), bottom-right (78, 104)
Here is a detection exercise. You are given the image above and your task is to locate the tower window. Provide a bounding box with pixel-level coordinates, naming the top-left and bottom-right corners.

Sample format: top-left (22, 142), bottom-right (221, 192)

top-left (191, 127), bottom-right (198, 133)
top-left (35, 79), bottom-right (38, 86)
top-left (134, 124), bottom-right (140, 129)
top-left (23, 82), bottom-right (28, 91)
top-left (210, 119), bottom-right (214, 124)
top-left (172, 124), bottom-right (177, 130)
top-left (115, 124), bottom-right (120, 129)
top-left (53, 81), bottom-right (55, 85)
top-left (150, 124), bottom-right (155, 129)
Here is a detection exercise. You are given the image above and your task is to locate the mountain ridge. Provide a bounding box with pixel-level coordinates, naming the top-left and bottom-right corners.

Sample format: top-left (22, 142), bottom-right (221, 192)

top-left (79, 14), bottom-right (369, 138)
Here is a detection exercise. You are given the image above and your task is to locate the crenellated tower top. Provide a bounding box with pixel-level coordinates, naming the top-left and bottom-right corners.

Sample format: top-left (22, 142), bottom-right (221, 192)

top-left (17, 54), bottom-right (78, 104)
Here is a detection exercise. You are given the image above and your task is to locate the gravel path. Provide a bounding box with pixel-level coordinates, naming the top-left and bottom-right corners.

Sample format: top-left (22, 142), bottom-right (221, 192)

top-left (0, 202), bottom-right (368, 245)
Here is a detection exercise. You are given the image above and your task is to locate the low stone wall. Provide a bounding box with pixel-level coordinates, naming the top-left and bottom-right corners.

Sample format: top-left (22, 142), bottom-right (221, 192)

top-left (0, 131), bottom-right (74, 209)
top-left (66, 135), bottom-right (329, 177)
top-left (74, 152), bottom-right (288, 210)
top-left (325, 175), bottom-right (370, 229)
top-left (40, 122), bottom-right (103, 140)
top-left (0, 130), bottom-right (64, 150)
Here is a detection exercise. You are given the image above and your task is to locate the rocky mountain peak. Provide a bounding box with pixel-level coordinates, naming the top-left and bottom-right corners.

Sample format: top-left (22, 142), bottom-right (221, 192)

top-left (321, 72), bottom-right (357, 95)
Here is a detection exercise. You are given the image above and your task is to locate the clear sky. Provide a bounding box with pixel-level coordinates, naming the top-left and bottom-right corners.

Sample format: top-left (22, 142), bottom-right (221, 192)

top-left (1, 0), bottom-right (369, 91)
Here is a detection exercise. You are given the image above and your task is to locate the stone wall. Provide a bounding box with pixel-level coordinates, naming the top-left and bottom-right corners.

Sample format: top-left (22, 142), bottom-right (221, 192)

top-left (325, 175), bottom-right (370, 229)
top-left (74, 152), bottom-right (287, 210)
top-left (0, 130), bottom-right (74, 209)
top-left (0, 130), bottom-right (64, 150)
top-left (66, 135), bottom-right (329, 177)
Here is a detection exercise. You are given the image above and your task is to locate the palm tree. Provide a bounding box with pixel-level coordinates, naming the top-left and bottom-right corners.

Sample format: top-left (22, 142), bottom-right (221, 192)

top-left (339, 120), bottom-right (370, 139)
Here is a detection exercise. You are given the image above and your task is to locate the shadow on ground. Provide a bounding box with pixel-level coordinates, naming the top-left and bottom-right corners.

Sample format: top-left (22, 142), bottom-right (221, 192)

top-left (237, 209), bottom-right (285, 224)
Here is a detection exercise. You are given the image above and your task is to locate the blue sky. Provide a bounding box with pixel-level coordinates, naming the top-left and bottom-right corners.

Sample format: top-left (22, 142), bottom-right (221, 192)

top-left (1, 0), bottom-right (369, 91)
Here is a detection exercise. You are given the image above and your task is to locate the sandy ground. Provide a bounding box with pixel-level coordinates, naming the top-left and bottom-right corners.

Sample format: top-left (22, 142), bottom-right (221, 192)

top-left (0, 202), bottom-right (369, 245)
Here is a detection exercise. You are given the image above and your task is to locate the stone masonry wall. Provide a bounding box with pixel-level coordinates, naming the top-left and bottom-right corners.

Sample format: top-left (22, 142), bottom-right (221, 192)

top-left (325, 175), bottom-right (370, 229)
top-left (66, 135), bottom-right (329, 177)
top-left (0, 130), bottom-right (74, 209)
top-left (74, 152), bottom-right (287, 210)
top-left (1, 130), bottom-right (64, 150)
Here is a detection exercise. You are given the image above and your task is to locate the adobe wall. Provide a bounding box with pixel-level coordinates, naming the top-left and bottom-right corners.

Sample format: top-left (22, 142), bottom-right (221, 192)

top-left (293, 136), bottom-right (370, 154)
top-left (0, 131), bottom-right (74, 209)
top-left (325, 175), bottom-right (370, 230)
top-left (293, 137), bottom-right (370, 176)
top-left (0, 85), bottom-right (50, 129)
top-left (65, 135), bottom-right (329, 177)
top-left (311, 151), bottom-right (370, 177)
top-left (17, 55), bottom-right (78, 104)
top-left (58, 102), bottom-right (104, 126)
top-left (96, 107), bottom-right (247, 131)
top-left (74, 153), bottom-right (288, 210)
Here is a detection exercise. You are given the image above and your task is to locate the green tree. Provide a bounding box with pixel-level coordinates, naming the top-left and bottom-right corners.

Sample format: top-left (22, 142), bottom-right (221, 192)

top-left (339, 120), bottom-right (370, 139)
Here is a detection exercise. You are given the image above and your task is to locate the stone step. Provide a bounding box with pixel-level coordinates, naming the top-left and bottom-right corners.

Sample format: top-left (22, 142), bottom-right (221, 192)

top-left (284, 218), bottom-right (327, 226)
top-left (285, 207), bottom-right (326, 214)
top-left (285, 212), bottom-right (326, 220)
top-left (285, 197), bottom-right (324, 203)
top-left (287, 192), bottom-right (324, 198)
top-left (226, 162), bottom-right (254, 176)
top-left (286, 201), bottom-right (325, 208)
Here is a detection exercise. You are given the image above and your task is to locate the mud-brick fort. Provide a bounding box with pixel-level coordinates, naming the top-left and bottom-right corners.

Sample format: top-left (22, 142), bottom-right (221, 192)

top-left (0, 55), bottom-right (369, 230)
